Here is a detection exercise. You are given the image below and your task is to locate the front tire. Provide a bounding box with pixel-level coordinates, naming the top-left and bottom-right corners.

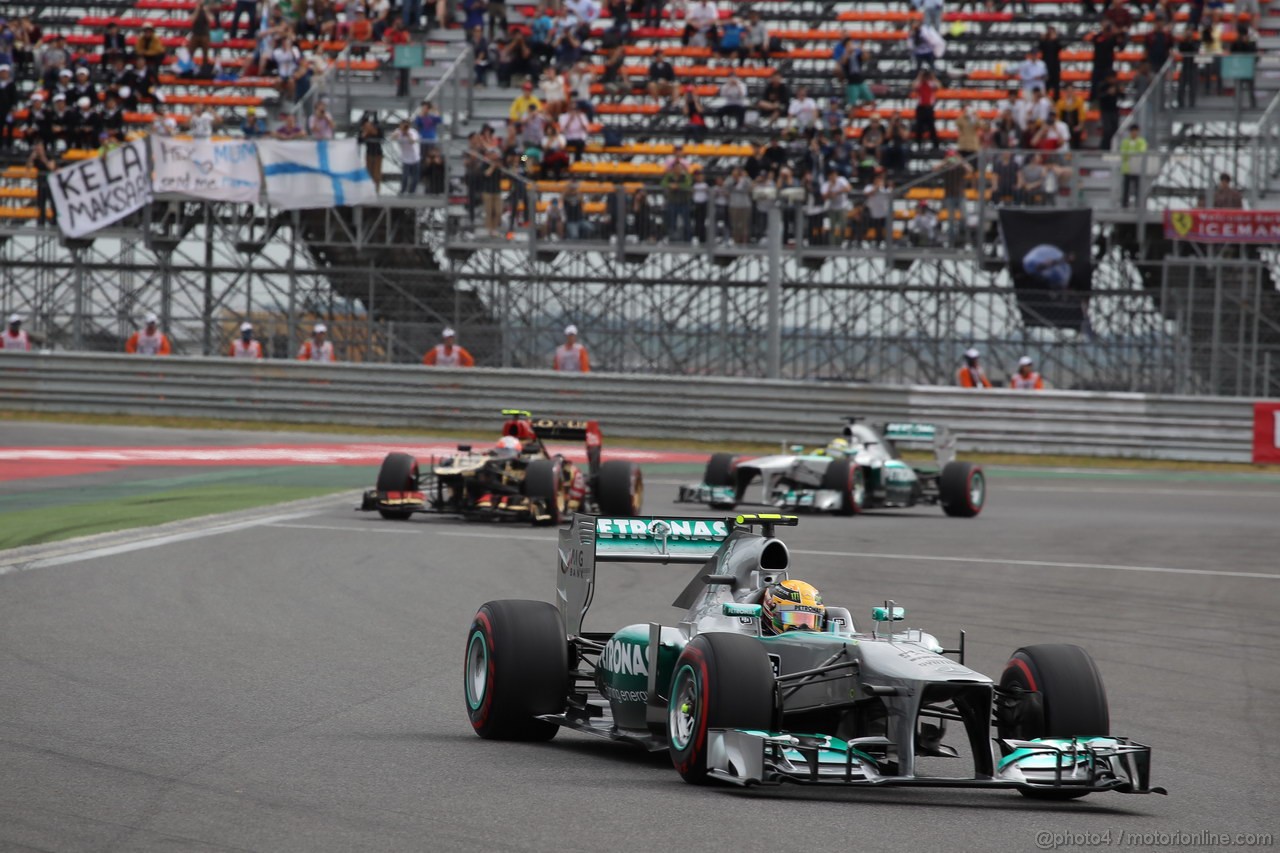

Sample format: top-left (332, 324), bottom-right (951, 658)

top-left (703, 453), bottom-right (742, 511)
top-left (939, 461), bottom-right (985, 518)
top-left (524, 458), bottom-right (565, 525)
top-left (820, 458), bottom-right (865, 516)
top-left (999, 644), bottom-right (1110, 800)
top-left (596, 460), bottom-right (644, 516)
top-left (465, 600), bottom-right (568, 741)
top-left (668, 633), bottom-right (774, 784)
top-left (374, 452), bottom-right (418, 520)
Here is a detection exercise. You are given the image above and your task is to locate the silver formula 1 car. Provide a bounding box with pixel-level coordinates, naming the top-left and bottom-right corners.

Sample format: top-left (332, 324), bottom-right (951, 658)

top-left (464, 514), bottom-right (1164, 797)
top-left (677, 419), bottom-right (985, 518)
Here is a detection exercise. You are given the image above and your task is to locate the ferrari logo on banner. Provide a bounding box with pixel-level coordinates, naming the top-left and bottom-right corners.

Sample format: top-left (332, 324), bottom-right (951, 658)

top-left (1253, 403), bottom-right (1280, 464)
top-left (1164, 210), bottom-right (1280, 243)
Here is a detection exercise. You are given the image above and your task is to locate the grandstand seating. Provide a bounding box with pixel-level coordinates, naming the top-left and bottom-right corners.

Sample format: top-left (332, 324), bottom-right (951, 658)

top-left (0, 0), bottom-right (1270, 238)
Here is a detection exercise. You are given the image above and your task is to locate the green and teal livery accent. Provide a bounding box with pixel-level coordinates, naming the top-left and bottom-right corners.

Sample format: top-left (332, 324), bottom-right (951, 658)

top-left (999, 737), bottom-right (1119, 771)
top-left (593, 517), bottom-right (730, 560)
top-left (597, 624), bottom-right (685, 730)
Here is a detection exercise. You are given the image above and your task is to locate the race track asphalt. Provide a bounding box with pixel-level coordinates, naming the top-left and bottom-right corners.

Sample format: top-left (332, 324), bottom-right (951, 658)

top-left (2, 454), bottom-right (1279, 852)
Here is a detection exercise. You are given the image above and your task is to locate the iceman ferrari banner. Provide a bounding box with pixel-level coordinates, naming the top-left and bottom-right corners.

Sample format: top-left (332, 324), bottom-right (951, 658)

top-left (256, 139), bottom-right (375, 210)
top-left (1164, 210), bottom-right (1280, 244)
top-left (151, 136), bottom-right (261, 202)
top-left (49, 138), bottom-right (152, 238)
top-left (998, 207), bottom-right (1093, 330)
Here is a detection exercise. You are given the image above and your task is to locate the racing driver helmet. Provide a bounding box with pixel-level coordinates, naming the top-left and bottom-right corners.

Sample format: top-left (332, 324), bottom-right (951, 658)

top-left (825, 437), bottom-right (851, 457)
top-left (761, 579), bottom-right (825, 635)
top-left (494, 435), bottom-right (522, 457)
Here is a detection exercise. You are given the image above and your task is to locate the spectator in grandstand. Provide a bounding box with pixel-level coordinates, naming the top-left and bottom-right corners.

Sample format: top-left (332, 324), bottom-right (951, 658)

top-left (717, 16), bottom-right (746, 63)
top-left (713, 73), bottom-right (747, 129)
top-left (242, 106), bottom-right (268, 137)
top-left (936, 149), bottom-right (972, 245)
top-left (1011, 357), bottom-right (1045, 389)
top-left (136, 25), bottom-right (167, 72)
top-left (787, 86), bottom-right (819, 135)
top-left (129, 55), bottom-right (162, 105)
top-left (684, 0), bottom-right (720, 48)
top-left (912, 70), bottom-right (939, 149)
top-left (821, 166), bottom-right (852, 246)
top-left (423, 146), bottom-right (445, 193)
top-left (47, 94), bottom-right (72, 149)
top-left (908, 24), bottom-right (935, 72)
top-left (126, 315), bottom-right (173, 356)
top-left (563, 181), bottom-right (589, 240)
top-left (989, 150), bottom-right (1018, 204)
top-left (909, 200), bottom-right (939, 246)
top-left (681, 85), bottom-right (708, 137)
top-left (70, 97), bottom-right (101, 149)
top-left (1097, 72), bottom-right (1121, 147)
top-left (390, 120), bottom-right (422, 194)
top-left (661, 161), bottom-right (694, 242)
top-left (1, 315), bottom-right (30, 352)
top-left (1037, 26), bottom-right (1062, 99)
top-left (383, 17), bottom-right (412, 48)
top-left (414, 100), bottom-right (442, 159)
top-left (1016, 153), bottom-right (1048, 204)
top-left (0, 66), bottom-right (15, 153)
top-left (559, 103), bottom-right (590, 161)
top-left (274, 36), bottom-right (305, 101)
top-left (27, 137), bottom-right (56, 227)
top-left (724, 167), bottom-right (752, 244)
top-left (1145, 20), bottom-right (1172, 72)
top-left (756, 70), bottom-right (790, 125)
top-left (863, 172), bottom-right (892, 246)
top-left (230, 323), bottom-right (264, 358)
top-left (1056, 87), bottom-right (1088, 147)
top-left (100, 22), bottom-right (128, 66)
top-left (1086, 21), bottom-right (1122, 100)
top-left (956, 349), bottom-right (991, 388)
top-left (272, 112), bottom-right (305, 138)
top-left (647, 49), bottom-right (677, 105)
top-left (1209, 173), bottom-right (1243, 208)
top-left (227, 0), bottom-right (259, 41)
top-left (541, 122), bottom-right (569, 179)
top-left (1201, 13), bottom-right (1226, 96)
top-left (480, 150), bottom-right (503, 236)
top-left (835, 39), bottom-right (874, 108)
top-left (1018, 50), bottom-right (1048, 97)
top-left (308, 102), bottom-right (335, 139)
top-left (1121, 123), bottom-right (1152, 206)
top-left (423, 328), bottom-right (476, 366)
top-left (470, 27), bottom-right (493, 86)
top-left (553, 325), bottom-right (590, 371)
top-left (357, 114), bottom-right (383, 191)
top-left (538, 66), bottom-right (568, 119)
top-left (189, 0), bottom-right (216, 69)
top-left (742, 11), bottom-right (769, 62)
top-left (956, 104), bottom-right (979, 157)
top-left (71, 67), bottom-right (96, 105)
top-left (297, 323), bottom-right (335, 361)
top-left (10, 17), bottom-right (38, 79)
top-left (1102, 0), bottom-right (1133, 33)
top-left (37, 37), bottom-right (69, 92)
top-left (1175, 27), bottom-right (1199, 109)
top-left (916, 0), bottom-right (944, 32)
top-left (1230, 21), bottom-right (1259, 109)
top-left (509, 81), bottom-right (542, 121)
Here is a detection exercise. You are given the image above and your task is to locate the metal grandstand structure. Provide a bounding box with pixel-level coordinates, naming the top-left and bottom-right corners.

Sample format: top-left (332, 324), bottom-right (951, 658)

top-left (3, 0), bottom-right (1279, 396)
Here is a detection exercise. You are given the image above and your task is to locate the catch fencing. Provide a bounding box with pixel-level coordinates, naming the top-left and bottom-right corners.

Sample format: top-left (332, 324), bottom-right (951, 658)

top-left (0, 353), bottom-right (1263, 463)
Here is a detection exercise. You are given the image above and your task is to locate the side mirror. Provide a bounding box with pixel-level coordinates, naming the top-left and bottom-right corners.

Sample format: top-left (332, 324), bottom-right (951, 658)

top-left (872, 606), bottom-right (905, 622)
top-left (723, 602), bottom-right (763, 619)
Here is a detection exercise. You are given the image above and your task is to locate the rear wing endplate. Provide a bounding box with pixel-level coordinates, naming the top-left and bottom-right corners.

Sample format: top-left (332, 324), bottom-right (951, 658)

top-left (556, 514), bottom-right (730, 635)
top-left (881, 421), bottom-right (957, 467)
top-left (530, 417), bottom-right (603, 473)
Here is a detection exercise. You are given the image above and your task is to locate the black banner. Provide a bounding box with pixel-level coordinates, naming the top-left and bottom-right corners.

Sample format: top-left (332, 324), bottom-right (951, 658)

top-left (998, 208), bottom-right (1093, 330)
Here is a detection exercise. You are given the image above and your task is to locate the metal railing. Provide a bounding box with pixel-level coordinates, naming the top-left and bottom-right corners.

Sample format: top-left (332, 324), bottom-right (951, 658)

top-left (1248, 89), bottom-right (1280, 206)
top-left (0, 353), bottom-right (1264, 462)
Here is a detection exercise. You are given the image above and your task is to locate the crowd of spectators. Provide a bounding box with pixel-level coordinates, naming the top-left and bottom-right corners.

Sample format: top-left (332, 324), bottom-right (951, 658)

top-left (0, 0), bottom-right (1267, 233)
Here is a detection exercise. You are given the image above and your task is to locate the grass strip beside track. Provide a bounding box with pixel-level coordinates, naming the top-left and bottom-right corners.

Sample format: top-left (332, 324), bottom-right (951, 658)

top-left (4, 410), bottom-right (1277, 475)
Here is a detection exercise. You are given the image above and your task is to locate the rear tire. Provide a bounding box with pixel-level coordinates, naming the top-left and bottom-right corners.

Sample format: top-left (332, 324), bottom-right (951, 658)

top-left (524, 458), bottom-right (564, 525)
top-left (596, 460), bottom-right (644, 516)
top-left (668, 632), bottom-right (774, 784)
top-left (703, 453), bottom-right (742, 511)
top-left (939, 461), bottom-right (985, 518)
top-left (820, 458), bottom-right (865, 516)
top-left (465, 600), bottom-right (568, 741)
top-left (374, 452), bottom-right (418, 520)
top-left (999, 644), bottom-right (1110, 800)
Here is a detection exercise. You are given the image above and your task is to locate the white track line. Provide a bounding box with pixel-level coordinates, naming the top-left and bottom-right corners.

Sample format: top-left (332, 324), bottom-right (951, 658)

top-left (1, 509), bottom-right (324, 575)
top-left (791, 548), bottom-right (1280, 581)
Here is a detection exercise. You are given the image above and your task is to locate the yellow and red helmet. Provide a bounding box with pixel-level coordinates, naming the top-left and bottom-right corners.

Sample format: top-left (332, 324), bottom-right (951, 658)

top-left (762, 579), bottom-right (825, 635)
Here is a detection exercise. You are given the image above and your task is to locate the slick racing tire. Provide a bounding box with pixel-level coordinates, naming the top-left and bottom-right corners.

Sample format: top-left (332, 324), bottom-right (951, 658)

top-left (703, 453), bottom-right (743, 511)
top-left (819, 458), bottom-right (865, 516)
top-left (939, 460), bottom-right (985, 518)
top-left (374, 452), bottom-right (418, 520)
top-left (596, 460), bottom-right (644, 516)
top-left (999, 644), bottom-right (1110, 800)
top-left (465, 599), bottom-right (568, 741)
top-left (668, 633), bottom-right (774, 784)
top-left (523, 458), bottom-right (565, 526)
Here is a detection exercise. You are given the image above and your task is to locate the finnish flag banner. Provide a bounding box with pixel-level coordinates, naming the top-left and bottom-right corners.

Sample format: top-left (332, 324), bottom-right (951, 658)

top-left (256, 139), bottom-right (375, 210)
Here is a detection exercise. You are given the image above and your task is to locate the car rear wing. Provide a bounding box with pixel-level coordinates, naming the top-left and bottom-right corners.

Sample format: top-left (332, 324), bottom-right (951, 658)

top-left (880, 421), bottom-right (957, 467)
top-left (557, 514), bottom-right (731, 635)
top-left (510, 412), bottom-right (604, 474)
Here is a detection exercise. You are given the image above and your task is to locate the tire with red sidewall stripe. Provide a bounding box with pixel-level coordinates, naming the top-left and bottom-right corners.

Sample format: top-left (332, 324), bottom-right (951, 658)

top-left (939, 460), bottom-right (985, 518)
top-left (998, 644), bottom-right (1110, 800)
top-left (465, 600), bottom-right (568, 741)
top-left (375, 452), bottom-right (418, 520)
top-left (820, 458), bottom-right (865, 516)
top-left (668, 632), bottom-right (774, 784)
